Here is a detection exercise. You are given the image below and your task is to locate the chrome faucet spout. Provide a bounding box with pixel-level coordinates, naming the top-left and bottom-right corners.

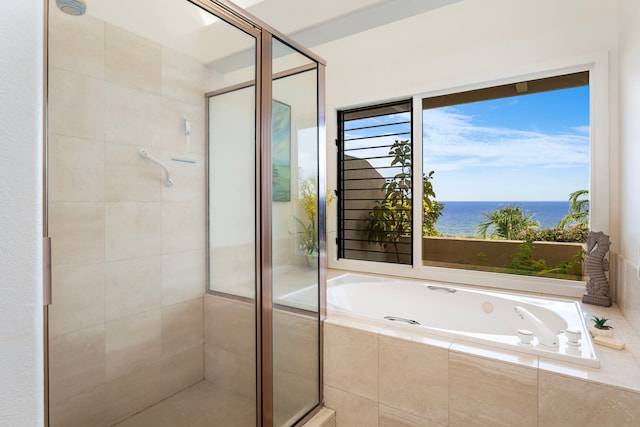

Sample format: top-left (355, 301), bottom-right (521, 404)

top-left (514, 305), bottom-right (558, 347)
top-left (427, 285), bottom-right (456, 293)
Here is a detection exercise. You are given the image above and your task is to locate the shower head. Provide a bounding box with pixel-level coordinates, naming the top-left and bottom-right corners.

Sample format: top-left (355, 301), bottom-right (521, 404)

top-left (56, 0), bottom-right (87, 16)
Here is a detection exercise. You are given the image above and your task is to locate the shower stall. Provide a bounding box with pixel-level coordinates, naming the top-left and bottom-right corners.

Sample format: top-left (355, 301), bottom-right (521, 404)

top-left (45, 0), bottom-right (325, 425)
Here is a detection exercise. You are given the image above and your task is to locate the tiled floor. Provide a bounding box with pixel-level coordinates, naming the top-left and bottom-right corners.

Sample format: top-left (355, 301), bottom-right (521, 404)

top-left (113, 380), bottom-right (254, 427)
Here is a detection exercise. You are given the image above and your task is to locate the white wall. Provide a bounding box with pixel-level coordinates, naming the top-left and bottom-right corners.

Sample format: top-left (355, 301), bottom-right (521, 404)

top-left (619, 0), bottom-right (640, 264)
top-left (616, 0), bottom-right (640, 332)
top-left (209, 88), bottom-right (257, 247)
top-left (0, 1), bottom-right (44, 426)
top-left (317, 0), bottom-right (617, 110)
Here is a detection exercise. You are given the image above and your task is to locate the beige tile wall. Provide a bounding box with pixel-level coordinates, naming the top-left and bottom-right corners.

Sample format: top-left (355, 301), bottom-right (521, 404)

top-left (203, 295), bottom-right (256, 402)
top-left (202, 295), bottom-right (321, 426)
top-left (324, 321), bottom-right (379, 402)
top-left (449, 352), bottom-right (537, 426)
top-left (615, 252), bottom-right (640, 336)
top-left (379, 334), bottom-right (449, 424)
top-left (324, 317), bottom-right (640, 427)
top-left (538, 371), bottom-right (640, 426)
top-left (48, 7), bottom-right (206, 426)
top-left (273, 309), bottom-right (320, 426)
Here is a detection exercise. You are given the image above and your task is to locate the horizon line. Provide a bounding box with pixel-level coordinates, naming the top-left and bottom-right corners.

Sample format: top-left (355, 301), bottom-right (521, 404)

top-left (436, 200), bottom-right (571, 203)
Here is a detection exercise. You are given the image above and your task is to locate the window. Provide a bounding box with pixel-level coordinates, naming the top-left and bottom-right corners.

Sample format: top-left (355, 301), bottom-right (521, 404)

top-left (422, 71), bottom-right (589, 280)
top-left (336, 71), bottom-right (592, 283)
top-left (337, 100), bottom-right (413, 264)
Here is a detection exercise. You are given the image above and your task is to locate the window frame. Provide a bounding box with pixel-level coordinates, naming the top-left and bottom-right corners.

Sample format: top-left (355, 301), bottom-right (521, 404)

top-left (330, 53), bottom-right (610, 298)
top-left (337, 99), bottom-right (414, 265)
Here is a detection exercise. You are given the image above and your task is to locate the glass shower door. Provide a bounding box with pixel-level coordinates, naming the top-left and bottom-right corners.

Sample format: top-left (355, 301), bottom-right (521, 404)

top-left (47, 0), bottom-right (259, 425)
top-left (270, 38), bottom-right (321, 426)
top-left (47, 0), bottom-right (324, 424)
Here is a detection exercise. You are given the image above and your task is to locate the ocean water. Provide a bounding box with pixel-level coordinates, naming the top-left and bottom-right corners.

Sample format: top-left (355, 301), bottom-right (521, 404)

top-left (435, 201), bottom-right (571, 237)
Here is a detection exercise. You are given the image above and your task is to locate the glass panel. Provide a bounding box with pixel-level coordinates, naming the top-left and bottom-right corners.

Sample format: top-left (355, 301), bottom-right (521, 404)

top-left (47, 0), bottom-right (256, 425)
top-left (208, 90), bottom-right (257, 300)
top-left (206, 14), bottom-right (258, 427)
top-left (338, 101), bottom-right (413, 264)
top-left (271, 38), bottom-right (320, 426)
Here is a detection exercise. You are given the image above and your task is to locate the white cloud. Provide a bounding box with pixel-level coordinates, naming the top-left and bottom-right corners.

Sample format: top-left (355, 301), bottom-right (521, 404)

top-left (422, 108), bottom-right (589, 171)
top-left (571, 125), bottom-right (590, 134)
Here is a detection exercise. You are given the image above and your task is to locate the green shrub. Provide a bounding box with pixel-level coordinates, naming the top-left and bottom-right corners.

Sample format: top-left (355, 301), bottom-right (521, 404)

top-left (517, 224), bottom-right (588, 243)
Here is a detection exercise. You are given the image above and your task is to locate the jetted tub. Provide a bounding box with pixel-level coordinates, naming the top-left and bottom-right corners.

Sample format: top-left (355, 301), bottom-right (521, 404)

top-left (326, 273), bottom-right (599, 368)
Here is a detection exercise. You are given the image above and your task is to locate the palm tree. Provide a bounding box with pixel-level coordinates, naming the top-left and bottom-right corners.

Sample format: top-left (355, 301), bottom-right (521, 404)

top-left (477, 205), bottom-right (540, 240)
top-left (558, 189), bottom-right (589, 228)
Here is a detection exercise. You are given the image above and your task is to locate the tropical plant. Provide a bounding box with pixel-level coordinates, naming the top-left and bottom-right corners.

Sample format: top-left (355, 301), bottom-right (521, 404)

top-left (591, 315), bottom-right (613, 330)
top-left (517, 224), bottom-right (588, 243)
top-left (366, 139), bottom-right (443, 262)
top-left (558, 189), bottom-right (589, 229)
top-left (507, 239), bottom-right (547, 272)
top-left (366, 140), bottom-right (412, 263)
top-left (295, 175), bottom-right (334, 255)
top-left (422, 170), bottom-right (445, 236)
top-left (476, 205), bottom-right (540, 240)
top-left (507, 238), bottom-right (584, 277)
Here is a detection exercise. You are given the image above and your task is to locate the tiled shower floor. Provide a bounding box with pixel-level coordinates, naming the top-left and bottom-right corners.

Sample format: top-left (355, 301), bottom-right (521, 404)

top-left (113, 380), bottom-right (254, 427)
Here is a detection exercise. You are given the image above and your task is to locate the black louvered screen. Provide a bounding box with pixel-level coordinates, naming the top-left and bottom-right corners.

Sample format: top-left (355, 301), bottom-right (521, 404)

top-left (337, 100), bottom-right (413, 264)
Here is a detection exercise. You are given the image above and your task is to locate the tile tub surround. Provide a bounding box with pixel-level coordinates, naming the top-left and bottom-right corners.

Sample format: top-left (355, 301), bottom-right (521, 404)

top-left (302, 407), bottom-right (337, 427)
top-left (326, 273), bottom-right (599, 367)
top-left (324, 301), bottom-right (640, 427)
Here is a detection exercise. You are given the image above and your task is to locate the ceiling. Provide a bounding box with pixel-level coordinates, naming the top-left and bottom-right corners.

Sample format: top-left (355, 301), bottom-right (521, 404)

top-left (83, 0), bottom-right (461, 65)
top-left (246, 0), bottom-right (461, 48)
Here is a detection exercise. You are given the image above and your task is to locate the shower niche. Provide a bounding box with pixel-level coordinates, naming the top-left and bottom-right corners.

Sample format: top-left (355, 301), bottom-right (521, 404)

top-left (46, 0), bottom-right (325, 426)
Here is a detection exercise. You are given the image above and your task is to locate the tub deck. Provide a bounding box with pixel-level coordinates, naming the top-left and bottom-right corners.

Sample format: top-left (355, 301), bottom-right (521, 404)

top-left (322, 270), bottom-right (640, 425)
top-left (327, 273), bottom-right (599, 367)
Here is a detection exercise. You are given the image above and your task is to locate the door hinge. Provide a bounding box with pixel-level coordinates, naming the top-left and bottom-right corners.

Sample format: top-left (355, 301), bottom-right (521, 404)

top-left (43, 236), bottom-right (52, 306)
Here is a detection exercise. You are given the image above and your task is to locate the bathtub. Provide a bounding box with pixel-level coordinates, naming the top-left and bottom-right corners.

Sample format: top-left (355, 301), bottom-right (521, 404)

top-left (327, 273), bottom-right (599, 368)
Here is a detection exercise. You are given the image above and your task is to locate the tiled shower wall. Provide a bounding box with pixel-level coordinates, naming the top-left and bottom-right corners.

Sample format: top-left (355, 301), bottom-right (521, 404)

top-left (47, 9), bottom-right (206, 426)
top-left (203, 296), bottom-right (320, 426)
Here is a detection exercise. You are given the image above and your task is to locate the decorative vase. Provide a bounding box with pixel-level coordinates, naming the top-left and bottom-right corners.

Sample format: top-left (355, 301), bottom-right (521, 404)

top-left (306, 251), bottom-right (319, 269)
top-left (588, 325), bottom-right (614, 338)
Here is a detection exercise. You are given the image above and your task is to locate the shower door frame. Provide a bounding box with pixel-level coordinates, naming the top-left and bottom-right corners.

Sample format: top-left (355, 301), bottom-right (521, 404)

top-left (205, 58), bottom-right (326, 425)
top-left (195, 0), bottom-right (328, 423)
top-left (42, 0), bottom-right (327, 425)
top-left (42, 0), bottom-right (50, 426)
top-left (193, 1), bottom-right (328, 424)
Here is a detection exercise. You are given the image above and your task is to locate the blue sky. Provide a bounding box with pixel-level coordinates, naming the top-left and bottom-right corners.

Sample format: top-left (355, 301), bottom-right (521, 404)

top-left (423, 86), bottom-right (590, 201)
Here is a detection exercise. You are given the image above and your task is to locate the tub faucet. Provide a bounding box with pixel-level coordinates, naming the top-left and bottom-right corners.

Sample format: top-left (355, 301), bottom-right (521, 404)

top-left (513, 305), bottom-right (558, 347)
